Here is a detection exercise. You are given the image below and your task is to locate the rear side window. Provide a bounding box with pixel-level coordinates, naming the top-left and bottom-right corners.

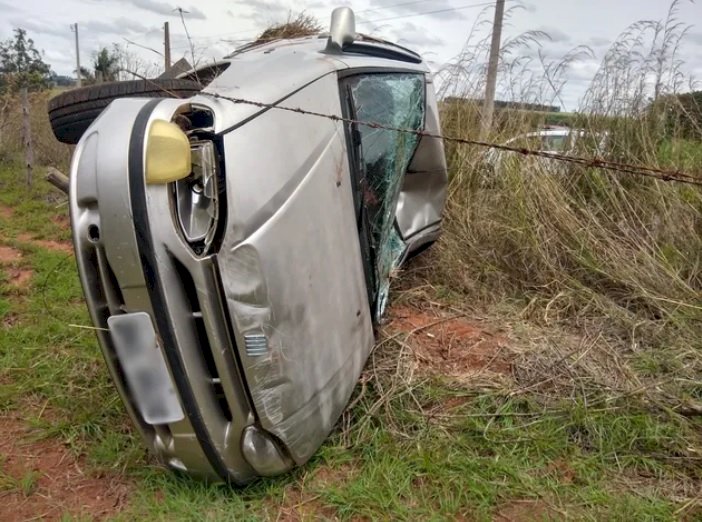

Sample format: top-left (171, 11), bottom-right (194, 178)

top-left (343, 72), bottom-right (425, 317)
top-left (541, 134), bottom-right (568, 151)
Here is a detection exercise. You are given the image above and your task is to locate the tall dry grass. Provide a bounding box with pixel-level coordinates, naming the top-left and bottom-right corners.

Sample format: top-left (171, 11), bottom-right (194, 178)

top-left (422, 1), bottom-right (702, 413)
top-left (0, 90), bottom-right (72, 173)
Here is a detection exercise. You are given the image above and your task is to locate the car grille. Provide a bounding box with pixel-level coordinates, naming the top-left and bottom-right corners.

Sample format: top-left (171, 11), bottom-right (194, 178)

top-left (171, 257), bottom-right (234, 423)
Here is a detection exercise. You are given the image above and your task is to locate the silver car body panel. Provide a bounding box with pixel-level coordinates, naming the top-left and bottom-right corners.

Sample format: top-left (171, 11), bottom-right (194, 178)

top-left (69, 33), bottom-right (447, 483)
top-left (218, 73), bottom-right (374, 462)
top-left (70, 99), bottom-right (237, 481)
top-left (198, 36), bottom-right (446, 253)
top-left (396, 78), bottom-right (447, 252)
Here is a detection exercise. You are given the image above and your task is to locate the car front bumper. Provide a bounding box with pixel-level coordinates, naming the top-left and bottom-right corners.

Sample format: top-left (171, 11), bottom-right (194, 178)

top-left (70, 97), bottom-right (292, 483)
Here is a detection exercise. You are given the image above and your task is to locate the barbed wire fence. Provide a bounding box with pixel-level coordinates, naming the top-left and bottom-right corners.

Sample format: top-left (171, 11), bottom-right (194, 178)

top-left (199, 91), bottom-right (702, 187)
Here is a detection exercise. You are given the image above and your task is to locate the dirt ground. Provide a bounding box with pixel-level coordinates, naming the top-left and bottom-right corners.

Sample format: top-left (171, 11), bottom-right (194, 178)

top-left (17, 233), bottom-right (73, 255)
top-left (0, 415), bottom-right (131, 521)
top-left (386, 305), bottom-right (514, 380)
top-left (0, 245), bottom-right (32, 289)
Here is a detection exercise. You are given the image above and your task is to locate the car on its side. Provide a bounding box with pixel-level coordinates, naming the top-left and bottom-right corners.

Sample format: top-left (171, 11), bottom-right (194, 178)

top-left (48, 7), bottom-right (447, 484)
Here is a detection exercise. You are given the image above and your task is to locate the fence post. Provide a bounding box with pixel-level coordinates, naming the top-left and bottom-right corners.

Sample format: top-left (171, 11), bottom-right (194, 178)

top-left (20, 87), bottom-right (33, 186)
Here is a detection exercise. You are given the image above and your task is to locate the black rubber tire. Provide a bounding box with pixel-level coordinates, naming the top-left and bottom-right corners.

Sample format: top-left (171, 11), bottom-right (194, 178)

top-left (48, 79), bottom-right (203, 144)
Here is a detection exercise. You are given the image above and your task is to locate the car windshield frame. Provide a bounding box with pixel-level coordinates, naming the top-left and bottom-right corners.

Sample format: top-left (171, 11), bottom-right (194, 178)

top-left (339, 69), bottom-right (426, 317)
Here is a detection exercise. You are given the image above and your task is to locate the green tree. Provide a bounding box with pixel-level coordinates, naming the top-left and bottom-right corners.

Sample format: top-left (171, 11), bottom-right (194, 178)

top-left (0, 28), bottom-right (52, 93)
top-left (663, 91), bottom-right (702, 140)
top-left (93, 46), bottom-right (119, 82)
top-left (79, 66), bottom-right (94, 84)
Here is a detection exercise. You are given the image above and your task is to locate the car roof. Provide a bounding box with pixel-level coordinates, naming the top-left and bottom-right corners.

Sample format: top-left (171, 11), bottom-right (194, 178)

top-left (198, 35), bottom-right (429, 123)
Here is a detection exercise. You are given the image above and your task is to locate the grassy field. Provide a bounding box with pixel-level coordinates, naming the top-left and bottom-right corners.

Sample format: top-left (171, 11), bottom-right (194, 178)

top-left (1, 149), bottom-right (701, 522)
top-left (1, 3), bottom-right (701, 516)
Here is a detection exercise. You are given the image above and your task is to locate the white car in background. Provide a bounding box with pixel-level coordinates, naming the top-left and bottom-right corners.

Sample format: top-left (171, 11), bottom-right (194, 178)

top-left (484, 127), bottom-right (609, 174)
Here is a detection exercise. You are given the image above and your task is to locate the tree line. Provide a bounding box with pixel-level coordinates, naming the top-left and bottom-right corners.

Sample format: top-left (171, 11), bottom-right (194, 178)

top-left (0, 28), bottom-right (127, 94)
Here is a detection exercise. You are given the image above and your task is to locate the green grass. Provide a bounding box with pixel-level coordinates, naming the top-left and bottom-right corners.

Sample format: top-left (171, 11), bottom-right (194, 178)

top-left (1, 160), bottom-right (700, 520)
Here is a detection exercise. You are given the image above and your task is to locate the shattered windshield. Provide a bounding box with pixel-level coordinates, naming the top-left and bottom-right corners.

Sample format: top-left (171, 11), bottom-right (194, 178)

top-left (346, 73), bottom-right (425, 319)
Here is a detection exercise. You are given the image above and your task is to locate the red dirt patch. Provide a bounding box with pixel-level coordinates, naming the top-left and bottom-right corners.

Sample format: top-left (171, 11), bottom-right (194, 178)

top-left (0, 205), bottom-right (13, 220)
top-left (495, 499), bottom-right (558, 521)
top-left (0, 415), bottom-right (131, 521)
top-left (17, 233), bottom-right (73, 255)
top-left (386, 306), bottom-right (513, 379)
top-left (51, 214), bottom-right (70, 230)
top-left (310, 462), bottom-right (357, 488)
top-left (268, 464), bottom-right (357, 521)
top-left (31, 239), bottom-right (73, 255)
top-left (0, 246), bottom-right (32, 288)
top-left (0, 246), bottom-right (21, 264)
top-left (6, 267), bottom-right (32, 288)
top-left (544, 459), bottom-right (577, 485)
top-left (273, 483), bottom-right (338, 522)
top-left (2, 313), bottom-right (20, 328)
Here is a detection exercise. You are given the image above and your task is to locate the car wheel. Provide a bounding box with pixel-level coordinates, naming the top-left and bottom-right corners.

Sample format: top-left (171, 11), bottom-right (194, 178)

top-left (48, 79), bottom-right (203, 144)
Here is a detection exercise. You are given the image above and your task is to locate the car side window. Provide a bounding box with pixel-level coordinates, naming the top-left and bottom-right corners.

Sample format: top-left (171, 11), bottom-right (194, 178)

top-left (542, 134), bottom-right (568, 151)
top-left (343, 72), bottom-right (425, 316)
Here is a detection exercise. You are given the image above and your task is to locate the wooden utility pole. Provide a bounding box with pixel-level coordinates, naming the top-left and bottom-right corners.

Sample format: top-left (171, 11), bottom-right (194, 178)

top-left (20, 88), bottom-right (33, 186)
top-left (72, 23), bottom-right (82, 87)
top-left (480, 0), bottom-right (505, 139)
top-left (164, 22), bottom-right (172, 73)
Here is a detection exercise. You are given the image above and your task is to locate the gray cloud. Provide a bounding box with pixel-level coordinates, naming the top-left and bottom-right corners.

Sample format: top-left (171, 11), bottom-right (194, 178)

top-left (237, 0), bottom-right (293, 26)
top-left (587, 36), bottom-right (611, 48)
top-left (395, 21), bottom-right (445, 50)
top-left (688, 32), bottom-right (702, 46)
top-left (362, 0), bottom-right (467, 22)
top-left (8, 18), bottom-right (68, 39)
top-left (307, 1), bottom-right (328, 9)
top-left (0, 1), bottom-right (17, 12)
top-left (81, 17), bottom-right (153, 36)
top-left (537, 26), bottom-right (571, 44)
top-left (122, 0), bottom-right (206, 20)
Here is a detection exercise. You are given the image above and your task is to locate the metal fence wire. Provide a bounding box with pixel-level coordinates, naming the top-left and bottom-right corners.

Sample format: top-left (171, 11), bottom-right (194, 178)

top-left (201, 91), bottom-right (702, 187)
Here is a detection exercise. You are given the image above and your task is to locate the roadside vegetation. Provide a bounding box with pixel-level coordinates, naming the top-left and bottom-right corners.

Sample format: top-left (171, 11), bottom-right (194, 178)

top-left (0, 2), bottom-right (701, 520)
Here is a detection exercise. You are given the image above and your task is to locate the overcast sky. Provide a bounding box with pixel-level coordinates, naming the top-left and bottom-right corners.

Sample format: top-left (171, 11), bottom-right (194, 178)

top-left (1, 0), bottom-right (701, 110)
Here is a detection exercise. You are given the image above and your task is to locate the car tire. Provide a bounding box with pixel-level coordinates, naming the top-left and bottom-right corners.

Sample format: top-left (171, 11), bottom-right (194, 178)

top-left (48, 79), bottom-right (203, 144)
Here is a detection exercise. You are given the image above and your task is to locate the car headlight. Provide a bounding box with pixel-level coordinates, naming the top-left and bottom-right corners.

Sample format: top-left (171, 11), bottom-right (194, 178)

top-left (174, 140), bottom-right (220, 253)
top-left (145, 111), bottom-right (221, 256)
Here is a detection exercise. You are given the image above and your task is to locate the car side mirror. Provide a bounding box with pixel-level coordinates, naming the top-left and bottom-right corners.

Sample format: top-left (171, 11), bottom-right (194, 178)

top-left (326, 7), bottom-right (356, 52)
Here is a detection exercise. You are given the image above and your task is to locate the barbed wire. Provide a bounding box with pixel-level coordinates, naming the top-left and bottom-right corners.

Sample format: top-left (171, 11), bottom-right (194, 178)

top-left (201, 91), bottom-right (702, 187)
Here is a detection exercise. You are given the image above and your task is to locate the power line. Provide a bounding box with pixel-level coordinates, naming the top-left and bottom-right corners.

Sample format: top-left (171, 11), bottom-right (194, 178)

top-left (354, 0), bottom-right (452, 16)
top-left (188, 1), bottom-right (501, 46)
top-left (359, 1), bottom-right (497, 25)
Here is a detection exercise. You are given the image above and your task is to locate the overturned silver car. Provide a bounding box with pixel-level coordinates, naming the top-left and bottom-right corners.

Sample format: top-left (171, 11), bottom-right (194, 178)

top-left (52, 8), bottom-right (447, 483)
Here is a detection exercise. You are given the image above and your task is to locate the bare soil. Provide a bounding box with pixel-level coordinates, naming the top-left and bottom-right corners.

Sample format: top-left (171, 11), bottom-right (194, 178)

top-left (0, 246), bottom-right (32, 288)
top-left (50, 214), bottom-right (70, 230)
top-left (386, 306), bottom-right (513, 379)
top-left (6, 267), bottom-right (32, 288)
top-left (267, 463), bottom-right (359, 521)
top-left (0, 206), bottom-right (14, 220)
top-left (0, 415), bottom-right (131, 522)
top-left (0, 246), bottom-right (22, 264)
top-left (494, 499), bottom-right (559, 521)
top-left (273, 485), bottom-right (340, 522)
top-left (17, 233), bottom-right (73, 255)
